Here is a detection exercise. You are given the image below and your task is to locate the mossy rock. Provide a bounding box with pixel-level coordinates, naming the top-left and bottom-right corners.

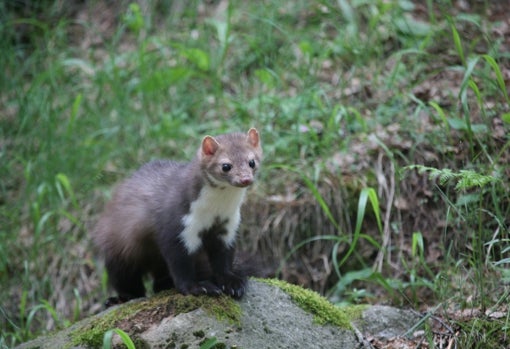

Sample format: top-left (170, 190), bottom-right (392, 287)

top-left (14, 280), bottom-right (422, 349)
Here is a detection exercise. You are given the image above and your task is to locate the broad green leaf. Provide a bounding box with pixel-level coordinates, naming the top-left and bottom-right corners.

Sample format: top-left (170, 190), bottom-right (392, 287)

top-left (199, 337), bottom-right (218, 349)
top-left (395, 15), bottom-right (431, 37)
top-left (180, 48), bottom-right (210, 72)
top-left (254, 68), bottom-right (277, 88)
top-left (123, 3), bottom-right (144, 34)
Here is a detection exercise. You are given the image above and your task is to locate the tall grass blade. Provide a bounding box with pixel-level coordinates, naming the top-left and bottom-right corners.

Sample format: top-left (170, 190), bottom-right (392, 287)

top-left (429, 101), bottom-right (451, 142)
top-left (336, 0), bottom-right (357, 31)
top-left (459, 56), bottom-right (479, 96)
top-left (269, 164), bottom-right (340, 230)
top-left (449, 19), bottom-right (465, 65)
top-left (278, 235), bottom-right (350, 276)
top-left (411, 232), bottom-right (425, 258)
top-left (103, 328), bottom-right (136, 349)
top-left (206, 1), bottom-right (232, 72)
top-left (55, 173), bottom-right (78, 209)
top-left (332, 241), bottom-right (342, 279)
top-left (66, 93), bottom-right (82, 136)
top-left (482, 54), bottom-right (510, 104)
top-left (25, 301), bottom-right (61, 333)
top-left (459, 56), bottom-right (480, 154)
top-left (301, 175), bottom-right (340, 231)
top-left (367, 272), bottom-right (397, 298)
top-left (338, 187), bottom-right (382, 267)
top-left (467, 79), bottom-right (486, 120)
top-left (34, 211), bottom-right (55, 238)
top-left (72, 289), bottom-right (82, 322)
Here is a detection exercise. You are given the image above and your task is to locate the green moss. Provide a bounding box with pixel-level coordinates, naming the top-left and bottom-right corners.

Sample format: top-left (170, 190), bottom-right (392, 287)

top-left (200, 295), bottom-right (242, 325)
top-left (70, 291), bottom-right (242, 348)
top-left (260, 278), bottom-right (366, 329)
top-left (193, 330), bottom-right (205, 338)
top-left (70, 300), bottom-right (147, 348)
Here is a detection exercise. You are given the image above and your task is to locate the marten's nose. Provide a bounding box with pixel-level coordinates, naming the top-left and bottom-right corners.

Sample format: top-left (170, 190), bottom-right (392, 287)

top-left (238, 178), bottom-right (253, 187)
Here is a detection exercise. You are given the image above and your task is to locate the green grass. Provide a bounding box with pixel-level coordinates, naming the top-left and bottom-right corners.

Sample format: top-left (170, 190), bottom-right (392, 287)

top-left (1, 0), bottom-right (509, 347)
top-left (102, 328), bottom-right (136, 349)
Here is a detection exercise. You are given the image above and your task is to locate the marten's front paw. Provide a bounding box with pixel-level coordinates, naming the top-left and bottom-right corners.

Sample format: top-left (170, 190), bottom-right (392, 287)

top-left (104, 296), bottom-right (130, 308)
top-left (216, 272), bottom-right (247, 299)
top-left (178, 281), bottom-right (222, 297)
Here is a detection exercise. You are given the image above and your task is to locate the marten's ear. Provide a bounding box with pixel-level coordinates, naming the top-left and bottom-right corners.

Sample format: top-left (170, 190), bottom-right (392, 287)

top-left (247, 128), bottom-right (260, 148)
top-left (202, 135), bottom-right (220, 156)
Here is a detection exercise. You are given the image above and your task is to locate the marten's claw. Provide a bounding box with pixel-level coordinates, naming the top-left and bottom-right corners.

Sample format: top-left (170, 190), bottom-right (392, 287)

top-left (216, 273), bottom-right (247, 298)
top-left (234, 285), bottom-right (245, 298)
top-left (183, 281), bottom-right (222, 297)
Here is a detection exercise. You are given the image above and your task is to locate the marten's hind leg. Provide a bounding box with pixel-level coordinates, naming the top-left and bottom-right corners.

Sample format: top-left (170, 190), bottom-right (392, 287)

top-left (151, 261), bottom-right (174, 293)
top-left (104, 257), bottom-right (145, 307)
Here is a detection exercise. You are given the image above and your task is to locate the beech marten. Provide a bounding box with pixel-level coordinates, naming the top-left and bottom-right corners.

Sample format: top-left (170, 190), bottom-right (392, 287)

top-left (93, 128), bottom-right (262, 303)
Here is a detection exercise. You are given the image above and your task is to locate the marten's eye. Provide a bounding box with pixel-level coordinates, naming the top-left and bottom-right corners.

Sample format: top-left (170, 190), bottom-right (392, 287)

top-left (222, 163), bottom-right (232, 172)
top-left (248, 159), bottom-right (256, 169)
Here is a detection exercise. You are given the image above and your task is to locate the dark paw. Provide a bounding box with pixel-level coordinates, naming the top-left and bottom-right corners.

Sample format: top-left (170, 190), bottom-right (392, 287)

top-left (104, 296), bottom-right (129, 308)
top-left (216, 273), bottom-right (247, 299)
top-left (178, 281), bottom-right (222, 297)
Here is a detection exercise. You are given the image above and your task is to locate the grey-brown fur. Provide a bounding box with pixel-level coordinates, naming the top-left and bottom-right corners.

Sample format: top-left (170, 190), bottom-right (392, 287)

top-left (93, 129), bottom-right (262, 302)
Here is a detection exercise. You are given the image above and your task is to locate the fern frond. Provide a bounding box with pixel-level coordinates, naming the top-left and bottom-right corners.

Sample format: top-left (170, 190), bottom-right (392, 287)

top-left (438, 169), bottom-right (455, 186)
top-left (455, 170), bottom-right (498, 190)
top-left (405, 165), bottom-right (499, 191)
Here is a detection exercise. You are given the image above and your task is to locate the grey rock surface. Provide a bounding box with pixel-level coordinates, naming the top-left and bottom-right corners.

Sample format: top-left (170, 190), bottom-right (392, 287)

top-left (15, 280), bottom-right (423, 349)
top-left (140, 282), bottom-right (358, 348)
top-left (355, 305), bottom-right (422, 339)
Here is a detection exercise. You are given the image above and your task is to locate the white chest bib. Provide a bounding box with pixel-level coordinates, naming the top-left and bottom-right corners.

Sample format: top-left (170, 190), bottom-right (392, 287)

top-left (180, 185), bottom-right (246, 253)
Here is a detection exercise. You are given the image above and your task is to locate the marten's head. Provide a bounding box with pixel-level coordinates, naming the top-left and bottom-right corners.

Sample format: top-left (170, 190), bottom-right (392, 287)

top-left (199, 128), bottom-right (262, 188)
